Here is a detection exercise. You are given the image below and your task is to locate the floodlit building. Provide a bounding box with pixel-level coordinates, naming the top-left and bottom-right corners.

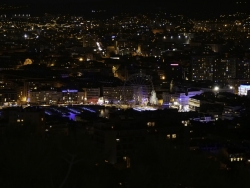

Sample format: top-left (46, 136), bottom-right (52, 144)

top-left (167, 90), bottom-right (203, 111)
top-left (238, 85), bottom-right (250, 96)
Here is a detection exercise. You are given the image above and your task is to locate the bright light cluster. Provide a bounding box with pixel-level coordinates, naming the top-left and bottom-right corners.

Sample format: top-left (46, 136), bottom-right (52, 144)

top-left (133, 106), bottom-right (157, 112)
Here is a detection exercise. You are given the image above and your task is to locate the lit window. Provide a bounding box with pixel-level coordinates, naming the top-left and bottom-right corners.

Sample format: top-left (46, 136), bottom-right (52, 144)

top-left (147, 122), bottom-right (151, 127)
top-left (41, 118), bottom-right (44, 121)
top-left (116, 138), bottom-right (120, 142)
top-left (166, 134), bottom-right (171, 139)
top-left (172, 134), bottom-right (177, 139)
top-left (17, 119), bottom-right (20, 122)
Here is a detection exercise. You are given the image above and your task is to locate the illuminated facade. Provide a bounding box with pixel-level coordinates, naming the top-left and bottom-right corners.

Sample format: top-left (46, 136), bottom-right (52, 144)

top-left (168, 90), bottom-right (203, 111)
top-left (29, 89), bottom-right (85, 104)
top-left (238, 85), bottom-right (250, 95)
top-left (83, 88), bottom-right (100, 104)
top-left (191, 55), bottom-right (215, 81)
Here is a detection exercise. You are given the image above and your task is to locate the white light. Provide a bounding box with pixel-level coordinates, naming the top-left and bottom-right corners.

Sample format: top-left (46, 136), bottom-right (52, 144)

top-left (214, 86), bottom-right (219, 91)
top-left (230, 86), bottom-right (233, 89)
top-left (96, 42), bottom-right (102, 51)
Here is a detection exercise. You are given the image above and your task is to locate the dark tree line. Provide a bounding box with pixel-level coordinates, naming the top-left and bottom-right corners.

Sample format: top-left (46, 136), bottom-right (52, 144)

top-left (1, 126), bottom-right (250, 188)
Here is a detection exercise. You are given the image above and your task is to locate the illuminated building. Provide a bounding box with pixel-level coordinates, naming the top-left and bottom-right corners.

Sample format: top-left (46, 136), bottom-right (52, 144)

top-left (191, 55), bottom-right (216, 81)
top-left (192, 55), bottom-right (237, 83)
top-left (238, 85), bottom-right (250, 95)
top-left (213, 58), bottom-right (236, 83)
top-left (102, 86), bottom-right (123, 104)
top-left (29, 89), bottom-right (85, 105)
top-left (0, 89), bottom-right (17, 106)
top-left (188, 97), bottom-right (201, 112)
top-left (83, 88), bottom-right (100, 104)
top-left (167, 90), bottom-right (203, 112)
top-left (61, 89), bottom-right (85, 104)
top-left (30, 90), bottom-right (58, 105)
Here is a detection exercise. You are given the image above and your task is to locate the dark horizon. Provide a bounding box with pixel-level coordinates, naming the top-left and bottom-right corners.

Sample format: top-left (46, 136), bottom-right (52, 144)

top-left (0, 1), bottom-right (246, 19)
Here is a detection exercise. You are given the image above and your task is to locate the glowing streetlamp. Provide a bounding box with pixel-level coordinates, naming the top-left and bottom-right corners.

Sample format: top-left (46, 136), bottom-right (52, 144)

top-left (214, 86), bottom-right (219, 91)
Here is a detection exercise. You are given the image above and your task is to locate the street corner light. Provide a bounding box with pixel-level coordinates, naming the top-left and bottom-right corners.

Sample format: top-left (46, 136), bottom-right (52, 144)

top-left (79, 57), bottom-right (83, 61)
top-left (214, 86), bottom-right (219, 91)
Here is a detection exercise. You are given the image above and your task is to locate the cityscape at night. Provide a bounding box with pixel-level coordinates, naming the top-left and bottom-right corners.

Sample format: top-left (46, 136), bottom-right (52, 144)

top-left (1, 1), bottom-right (250, 187)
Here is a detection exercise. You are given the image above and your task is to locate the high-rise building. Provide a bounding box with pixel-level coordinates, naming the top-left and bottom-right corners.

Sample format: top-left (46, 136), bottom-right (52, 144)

top-left (213, 57), bottom-right (236, 83)
top-left (237, 58), bottom-right (250, 79)
top-left (191, 55), bottom-right (237, 84)
top-left (191, 55), bottom-right (215, 81)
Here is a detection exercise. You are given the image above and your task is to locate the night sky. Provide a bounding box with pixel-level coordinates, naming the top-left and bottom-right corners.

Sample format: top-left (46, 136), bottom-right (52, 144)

top-left (0, 0), bottom-right (245, 16)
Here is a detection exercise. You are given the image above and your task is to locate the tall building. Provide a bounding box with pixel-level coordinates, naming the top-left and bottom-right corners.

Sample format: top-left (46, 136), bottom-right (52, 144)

top-left (213, 57), bottom-right (236, 83)
top-left (237, 58), bottom-right (250, 79)
top-left (191, 55), bottom-right (215, 81)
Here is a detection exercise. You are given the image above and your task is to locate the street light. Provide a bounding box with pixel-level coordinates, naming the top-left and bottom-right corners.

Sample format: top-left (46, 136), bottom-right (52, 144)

top-left (214, 86), bottom-right (219, 91)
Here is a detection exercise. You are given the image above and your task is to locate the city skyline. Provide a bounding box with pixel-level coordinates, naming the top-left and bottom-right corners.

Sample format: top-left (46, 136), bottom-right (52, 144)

top-left (1, 1), bottom-right (250, 187)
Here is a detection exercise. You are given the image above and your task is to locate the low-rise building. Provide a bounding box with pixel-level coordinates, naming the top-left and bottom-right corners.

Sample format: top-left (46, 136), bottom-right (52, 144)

top-left (29, 88), bottom-right (85, 105)
top-left (222, 105), bottom-right (243, 120)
